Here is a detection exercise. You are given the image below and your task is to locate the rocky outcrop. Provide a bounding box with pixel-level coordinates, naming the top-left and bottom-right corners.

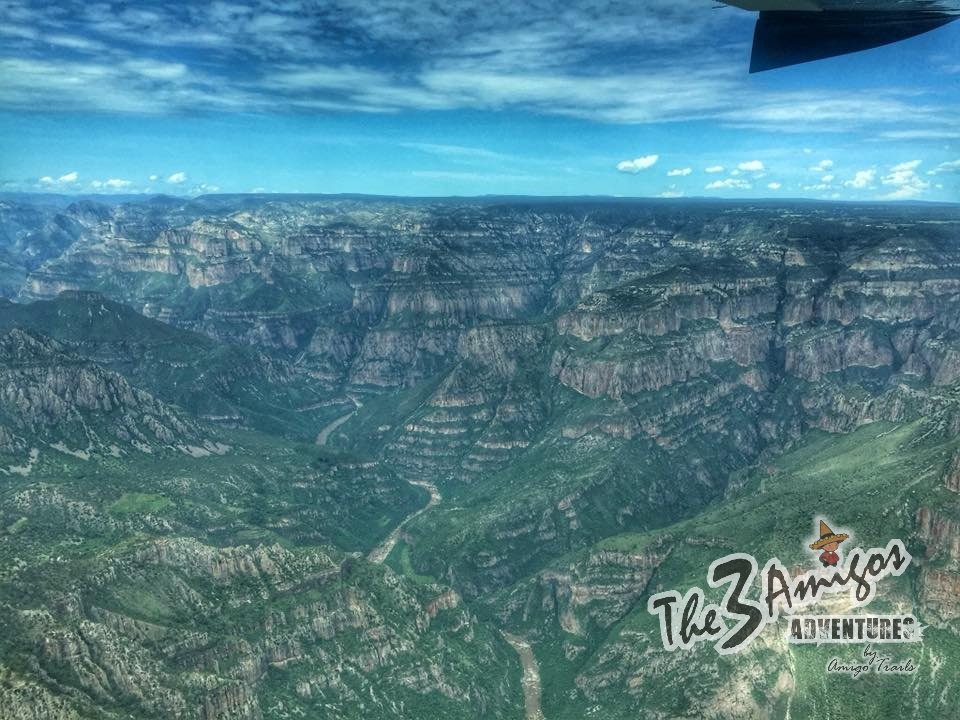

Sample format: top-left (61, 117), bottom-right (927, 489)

top-left (0, 200), bottom-right (89, 296)
top-left (0, 292), bottom-right (334, 440)
top-left (916, 506), bottom-right (960, 620)
top-left (0, 670), bottom-right (88, 720)
top-left (134, 538), bottom-right (340, 587)
top-left (0, 328), bottom-right (207, 457)
top-left (919, 569), bottom-right (960, 620)
top-left (943, 450), bottom-right (960, 492)
top-left (916, 507), bottom-right (960, 563)
top-left (2, 537), bottom-right (521, 719)
top-left (498, 543), bottom-right (669, 637)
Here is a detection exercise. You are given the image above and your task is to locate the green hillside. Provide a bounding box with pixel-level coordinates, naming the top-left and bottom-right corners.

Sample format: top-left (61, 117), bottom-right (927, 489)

top-left (489, 420), bottom-right (960, 718)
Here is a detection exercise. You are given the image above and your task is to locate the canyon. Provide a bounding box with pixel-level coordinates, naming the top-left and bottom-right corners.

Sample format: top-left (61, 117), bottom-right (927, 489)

top-left (0, 194), bottom-right (959, 718)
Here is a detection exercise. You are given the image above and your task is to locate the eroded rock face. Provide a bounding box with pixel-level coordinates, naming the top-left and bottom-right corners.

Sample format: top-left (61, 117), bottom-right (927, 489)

top-left (919, 569), bottom-right (960, 620)
top-left (0, 328), bottom-right (205, 455)
top-left (17, 203), bottom-right (960, 413)
top-left (16, 199), bottom-right (960, 594)
top-left (916, 507), bottom-right (960, 563)
top-left (4, 538), bottom-right (520, 719)
top-left (0, 672), bottom-right (88, 720)
top-left (498, 543), bottom-right (670, 637)
top-left (0, 199), bottom-right (92, 297)
top-left (916, 507), bottom-right (960, 620)
top-left (5, 197), bottom-right (960, 718)
top-left (942, 451), bottom-right (960, 492)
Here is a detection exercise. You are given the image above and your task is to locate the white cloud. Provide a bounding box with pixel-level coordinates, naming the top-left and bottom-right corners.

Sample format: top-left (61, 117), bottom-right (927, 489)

top-left (737, 160), bottom-right (765, 173)
top-left (123, 59), bottom-right (187, 80)
top-left (659, 185), bottom-right (684, 198)
top-left (1, 0), bottom-right (956, 159)
top-left (880, 160), bottom-right (928, 200)
top-left (0, 5), bottom-right (952, 139)
top-left (928, 159), bottom-right (960, 175)
top-left (845, 169), bottom-right (876, 189)
top-left (617, 155), bottom-right (659, 173)
top-left (37, 172), bottom-right (78, 186)
top-left (706, 178), bottom-right (751, 191)
top-left (705, 165), bottom-right (724, 173)
top-left (890, 160), bottom-right (922, 172)
top-left (810, 159), bottom-right (834, 172)
top-left (767, 182), bottom-right (782, 190)
top-left (718, 93), bottom-right (944, 134)
top-left (45, 34), bottom-right (106, 52)
top-left (148, 174), bottom-right (159, 181)
top-left (166, 171), bottom-right (187, 184)
top-left (821, 174), bottom-right (835, 183)
top-left (89, 178), bottom-right (132, 190)
top-left (881, 186), bottom-right (923, 200)
top-left (667, 167), bottom-right (692, 177)
top-left (878, 129), bottom-right (960, 141)
top-left (401, 142), bottom-right (516, 163)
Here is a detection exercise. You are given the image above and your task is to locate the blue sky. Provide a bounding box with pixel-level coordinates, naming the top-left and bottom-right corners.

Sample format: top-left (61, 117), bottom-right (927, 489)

top-left (0, 0), bottom-right (958, 200)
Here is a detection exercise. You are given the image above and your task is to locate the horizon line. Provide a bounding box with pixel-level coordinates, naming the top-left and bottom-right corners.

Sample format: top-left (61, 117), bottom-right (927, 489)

top-left (2, 191), bottom-right (958, 206)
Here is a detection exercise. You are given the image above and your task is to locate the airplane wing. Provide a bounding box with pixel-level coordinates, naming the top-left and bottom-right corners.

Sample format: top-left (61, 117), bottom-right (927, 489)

top-left (718, 1), bottom-right (959, 72)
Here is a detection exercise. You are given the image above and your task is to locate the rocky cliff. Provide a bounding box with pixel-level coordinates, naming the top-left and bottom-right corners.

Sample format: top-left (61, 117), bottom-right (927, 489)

top-left (0, 327), bottom-right (206, 459)
top-left (0, 292), bottom-right (335, 439)
top-left (3, 538), bottom-right (518, 720)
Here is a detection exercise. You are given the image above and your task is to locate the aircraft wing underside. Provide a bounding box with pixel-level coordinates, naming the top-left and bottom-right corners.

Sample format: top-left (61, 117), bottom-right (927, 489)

top-left (719, 1), bottom-right (960, 71)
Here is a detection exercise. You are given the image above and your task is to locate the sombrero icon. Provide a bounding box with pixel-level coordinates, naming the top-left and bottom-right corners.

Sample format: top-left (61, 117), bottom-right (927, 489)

top-left (809, 520), bottom-right (849, 550)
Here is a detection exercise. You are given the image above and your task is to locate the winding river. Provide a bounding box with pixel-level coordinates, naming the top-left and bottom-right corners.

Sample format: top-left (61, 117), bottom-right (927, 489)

top-left (367, 479), bottom-right (441, 564)
top-left (367, 476), bottom-right (544, 719)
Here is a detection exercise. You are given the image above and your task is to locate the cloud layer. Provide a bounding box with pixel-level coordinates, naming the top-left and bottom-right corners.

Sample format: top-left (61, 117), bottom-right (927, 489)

top-left (0, 0), bottom-right (956, 139)
top-left (2, 0), bottom-right (957, 201)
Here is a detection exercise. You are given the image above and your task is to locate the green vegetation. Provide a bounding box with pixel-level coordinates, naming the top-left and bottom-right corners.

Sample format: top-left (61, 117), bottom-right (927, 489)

top-left (0, 292), bottom-right (338, 441)
top-left (488, 419), bottom-right (960, 719)
top-left (386, 540), bottom-right (440, 586)
top-left (5, 517), bottom-right (27, 535)
top-left (108, 492), bottom-right (173, 515)
top-left (3, 197), bottom-right (960, 718)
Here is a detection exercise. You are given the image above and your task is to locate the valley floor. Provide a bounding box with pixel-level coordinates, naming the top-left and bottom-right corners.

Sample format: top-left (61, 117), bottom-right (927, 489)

top-left (502, 633), bottom-right (545, 720)
top-left (368, 479), bottom-right (442, 564)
